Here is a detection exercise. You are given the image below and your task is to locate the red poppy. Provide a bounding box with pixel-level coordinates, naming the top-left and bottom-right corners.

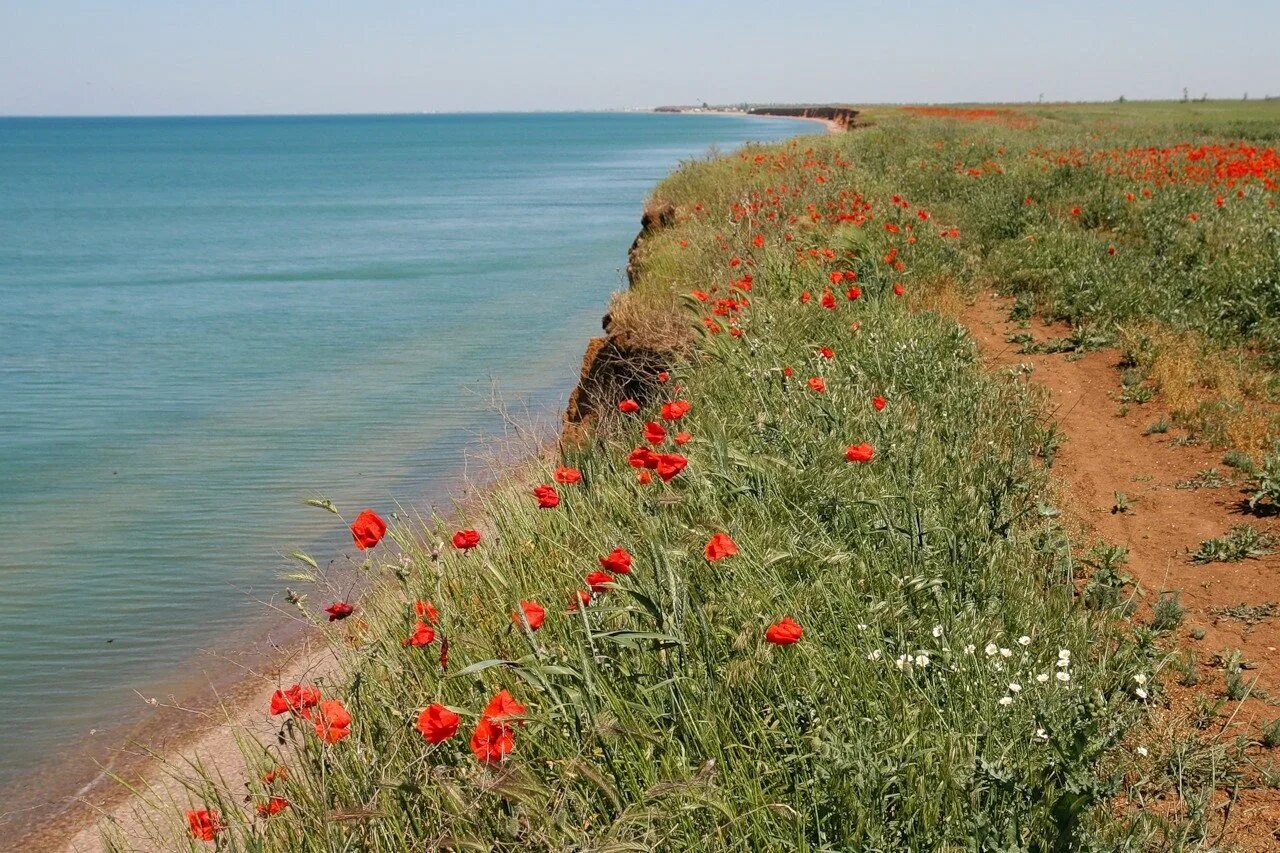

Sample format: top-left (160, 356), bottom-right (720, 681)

top-left (599, 547), bottom-right (633, 575)
top-left (628, 446), bottom-right (658, 469)
top-left (644, 421), bottom-right (667, 445)
top-left (255, 797), bottom-right (290, 817)
top-left (817, 347), bottom-right (834, 359)
top-left (807, 377), bottom-right (827, 394)
top-left (821, 289), bottom-right (837, 310)
top-left (470, 717), bottom-right (514, 764)
top-left (674, 431), bottom-right (692, 446)
top-left (416, 703), bottom-right (461, 744)
top-left (842, 270), bottom-right (857, 282)
top-left (765, 616), bottom-right (803, 645)
top-left (403, 619), bottom-right (436, 647)
top-left (414, 599), bottom-right (439, 623)
top-left (637, 470), bottom-right (652, 485)
top-left (828, 270), bottom-right (843, 285)
top-left (872, 395), bottom-right (887, 411)
top-left (586, 570), bottom-right (614, 593)
top-left (892, 283), bottom-right (905, 296)
top-left (512, 600), bottom-right (546, 630)
top-left (657, 371), bottom-right (670, 383)
top-left (553, 466), bottom-right (582, 484)
top-left (618, 399), bottom-right (640, 414)
top-left (187, 809), bottom-right (221, 841)
top-left (482, 689), bottom-right (527, 724)
top-left (350, 509), bottom-right (387, 550)
top-left (800, 291), bottom-right (811, 303)
top-left (452, 529), bottom-right (481, 550)
top-left (783, 366), bottom-right (793, 377)
top-left (324, 601), bottom-right (354, 622)
top-left (568, 588), bottom-right (592, 610)
top-left (533, 484), bottom-right (560, 509)
top-left (655, 453), bottom-right (687, 482)
top-left (845, 443), bottom-right (875, 463)
top-left (704, 532), bottom-right (738, 561)
top-left (262, 766), bottom-right (287, 784)
top-left (752, 234), bottom-right (765, 248)
top-left (312, 698), bottom-right (352, 743)
top-left (846, 286), bottom-right (862, 300)
top-left (270, 684), bottom-right (320, 717)
top-left (661, 400), bottom-right (692, 421)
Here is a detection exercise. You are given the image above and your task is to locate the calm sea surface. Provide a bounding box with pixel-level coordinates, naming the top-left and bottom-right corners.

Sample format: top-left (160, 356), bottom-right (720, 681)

top-left (0, 113), bottom-right (814, 795)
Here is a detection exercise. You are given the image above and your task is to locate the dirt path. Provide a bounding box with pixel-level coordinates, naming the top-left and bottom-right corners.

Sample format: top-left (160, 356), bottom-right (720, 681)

top-left (962, 293), bottom-right (1280, 847)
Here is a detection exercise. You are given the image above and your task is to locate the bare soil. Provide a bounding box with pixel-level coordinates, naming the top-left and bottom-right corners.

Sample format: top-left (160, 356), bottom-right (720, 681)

top-left (962, 292), bottom-right (1280, 849)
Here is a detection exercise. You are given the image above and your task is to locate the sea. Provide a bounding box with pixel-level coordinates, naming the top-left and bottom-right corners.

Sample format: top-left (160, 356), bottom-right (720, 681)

top-left (0, 111), bottom-right (815, 828)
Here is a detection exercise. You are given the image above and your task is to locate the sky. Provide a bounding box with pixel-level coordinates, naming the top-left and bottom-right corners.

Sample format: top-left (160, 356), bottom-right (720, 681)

top-left (2, 0), bottom-right (1278, 116)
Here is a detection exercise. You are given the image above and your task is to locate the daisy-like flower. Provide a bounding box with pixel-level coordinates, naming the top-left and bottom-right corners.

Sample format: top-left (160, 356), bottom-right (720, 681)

top-left (1036, 673), bottom-right (1050, 683)
top-left (963, 643), bottom-right (976, 654)
top-left (999, 647), bottom-right (1012, 658)
top-left (998, 696), bottom-right (1014, 707)
top-left (1009, 683), bottom-right (1022, 693)
top-left (984, 643), bottom-right (999, 656)
top-left (867, 649), bottom-right (883, 661)
top-left (914, 653), bottom-right (930, 668)
top-left (932, 625), bottom-right (944, 638)
top-left (1056, 671), bottom-right (1071, 683)
top-left (1017, 635), bottom-right (1032, 646)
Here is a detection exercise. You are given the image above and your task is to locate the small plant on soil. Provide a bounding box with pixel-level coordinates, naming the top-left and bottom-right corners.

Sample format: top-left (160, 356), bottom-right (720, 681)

top-left (1111, 492), bottom-right (1131, 514)
top-left (1176, 468), bottom-right (1229, 490)
top-left (1142, 417), bottom-right (1170, 435)
top-left (1150, 592), bottom-right (1185, 632)
top-left (1248, 443), bottom-right (1280, 513)
top-left (1222, 449), bottom-right (1255, 476)
top-left (1262, 718), bottom-right (1280, 749)
top-left (1191, 524), bottom-right (1275, 563)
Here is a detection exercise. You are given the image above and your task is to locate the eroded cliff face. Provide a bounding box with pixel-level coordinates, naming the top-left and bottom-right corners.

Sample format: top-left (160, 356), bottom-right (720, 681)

top-left (747, 106), bottom-right (858, 130)
top-left (563, 201), bottom-right (677, 442)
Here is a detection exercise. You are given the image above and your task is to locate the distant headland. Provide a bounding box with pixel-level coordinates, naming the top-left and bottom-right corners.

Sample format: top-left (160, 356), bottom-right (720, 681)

top-left (654, 103), bottom-right (859, 131)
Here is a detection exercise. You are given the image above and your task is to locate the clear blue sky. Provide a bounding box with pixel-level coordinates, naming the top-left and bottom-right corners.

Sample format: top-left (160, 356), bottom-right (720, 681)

top-left (2, 0), bottom-right (1277, 115)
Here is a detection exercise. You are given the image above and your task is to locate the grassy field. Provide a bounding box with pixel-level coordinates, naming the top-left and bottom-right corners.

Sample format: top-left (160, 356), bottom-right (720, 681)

top-left (161, 101), bottom-right (1280, 850)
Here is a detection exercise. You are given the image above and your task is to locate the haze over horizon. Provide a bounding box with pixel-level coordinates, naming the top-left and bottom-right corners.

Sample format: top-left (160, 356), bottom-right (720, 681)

top-left (2, 0), bottom-right (1278, 117)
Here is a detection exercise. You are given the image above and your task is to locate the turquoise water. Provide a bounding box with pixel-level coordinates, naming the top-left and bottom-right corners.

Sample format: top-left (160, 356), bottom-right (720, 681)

top-left (0, 113), bottom-right (814, 798)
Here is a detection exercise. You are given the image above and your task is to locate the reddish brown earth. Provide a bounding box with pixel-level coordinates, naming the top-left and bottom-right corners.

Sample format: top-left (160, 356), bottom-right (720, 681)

top-left (962, 293), bottom-right (1280, 848)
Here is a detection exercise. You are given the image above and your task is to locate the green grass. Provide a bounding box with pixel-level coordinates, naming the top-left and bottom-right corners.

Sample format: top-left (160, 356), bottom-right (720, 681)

top-left (160, 101), bottom-right (1280, 850)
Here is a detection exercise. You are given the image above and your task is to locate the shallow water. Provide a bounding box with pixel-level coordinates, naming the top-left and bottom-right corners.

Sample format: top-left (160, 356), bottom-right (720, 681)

top-left (0, 112), bottom-right (815, 794)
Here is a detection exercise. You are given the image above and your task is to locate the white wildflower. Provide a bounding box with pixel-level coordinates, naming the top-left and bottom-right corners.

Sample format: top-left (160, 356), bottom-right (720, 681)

top-left (963, 643), bottom-right (976, 654)
top-left (915, 653), bottom-right (931, 668)
top-left (1017, 635), bottom-right (1031, 646)
top-left (984, 643), bottom-right (999, 656)
top-left (1009, 683), bottom-right (1022, 693)
top-left (1036, 673), bottom-right (1050, 683)
top-left (1056, 671), bottom-right (1071, 683)
top-left (867, 649), bottom-right (882, 661)
top-left (998, 696), bottom-right (1014, 707)
top-left (1133, 673), bottom-right (1147, 685)
top-left (1034, 727), bottom-right (1048, 742)
top-left (1136, 746), bottom-right (1148, 757)
top-left (932, 625), bottom-right (944, 638)
top-left (999, 647), bottom-right (1012, 658)
top-left (1136, 688), bottom-right (1148, 700)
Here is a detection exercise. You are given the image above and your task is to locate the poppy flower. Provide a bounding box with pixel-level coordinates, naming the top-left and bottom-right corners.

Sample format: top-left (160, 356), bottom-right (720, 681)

top-left (482, 689), bottom-right (527, 724)
top-left (350, 509), bottom-right (387, 550)
top-left (512, 600), bottom-right (546, 630)
top-left (270, 684), bottom-right (320, 717)
top-left (416, 703), bottom-right (461, 744)
top-left (817, 347), bottom-right (834, 359)
top-left (312, 698), bottom-right (352, 743)
top-left (644, 421), bottom-right (667, 445)
top-left (586, 570), bottom-right (614, 593)
top-left (800, 291), bottom-right (811, 303)
top-left (704, 532), bottom-right (738, 561)
top-left (618, 399), bottom-right (640, 414)
top-left (752, 234), bottom-right (765, 248)
top-left (821, 289), bottom-right (837, 310)
top-left (765, 617), bottom-right (803, 646)
top-left (568, 588), bottom-right (592, 610)
top-left (655, 453), bottom-right (687, 482)
top-left (403, 619), bottom-right (436, 647)
top-left (255, 797), bottom-right (289, 817)
top-left (657, 371), bottom-right (670, 383)
top-left (807, 377), bottom-right (826, 393)
top-left (628, 446), bottom-right (658, 469)
top-left (414, 599), bottom-right (439, 623)
top-left (533, 484), bottom-right (559, 509)
top-left (661, 400), bottom-right (692, 421)
top-left (187, 809), bottom-right (221, 842)
top-left (599, 547), bottom-right (633, 575)
top-left (553, 466), bottom-right (582, 484)
top-left (637, 470), bottom-right (652, 485)
top-left (470, 717), bottom-right (515, 764)
top-left (452, 529), bottom-right (481, 550)
top-left (872, 395), bottom-right (887, 411)
top-left (846, 286), bottom-right (862, 300)
top-left (828, 270), bottom-right (843, 285)
top-left (674, 431), bottom-right (692, 446)
top-left (892, 283), bottom-right (905, 296)
top-left (845, 443), bottom-right (875, 463)
top-left (262, 766), bottom-right (287, 784)
top-left (324, 601), bottom-right (354, 622)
